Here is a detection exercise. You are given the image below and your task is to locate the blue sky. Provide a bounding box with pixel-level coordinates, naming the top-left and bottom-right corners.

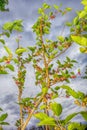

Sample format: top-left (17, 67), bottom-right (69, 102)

top-left (0, 0), bottom-right (87, 129)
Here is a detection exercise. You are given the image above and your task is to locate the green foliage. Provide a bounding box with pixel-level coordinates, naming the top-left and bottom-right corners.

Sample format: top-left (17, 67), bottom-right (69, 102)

top-left (0, 39), bottom-right (5, 45)
top-left (42, 87), bottom-right (48, 94)
top-left (15, 48), bottom-right (27, 55)
top-left (34, 113), bottom-right (56, 126)
top-left (19, 97), bottom-right (34, 109)
top-left (37, 117), bottom-right (56, 126)
top-left (80, 111), bottom-right (87, 121)
top-left (0, 113), bottom-right (8, 122)
top-left (65, 7), bottom-right (72, 12)
top-left (0, 0), bottom-right (9, 12)
top-left (50, 102), bottom-right (62, 116)
top-left (0, 70), bottom-right (8, 74)
top-left (61, 85), bottom-right (85, 99)
top-left (71, 35), bottom-right (87, 46)
top-left (63, 112), bottom-right (79, 125)
top-left (53, 5), bottom-right (59, 10)
top-left (0, 1), bottom-right (87, 130)
top-left (83, 66), bottom-right (87, 79)
top-left (4, 46), bottom-right (12, 55)
top-left (0, 108), bottom-right (3, 112)
top-left (0, 109), bottom-right (9, 127)
top-left (3, 20), bottom-right (23, 33)
top-left (68, 122), bottom-right (87, 130)
top-left (80, 47), bottom-right (87, 53)
top-left (34, 112), bottom-right (48, 120)
top-left (5, 64), bottom-right (14, 71)
top-left (70, 0), bottom-right (87, 53)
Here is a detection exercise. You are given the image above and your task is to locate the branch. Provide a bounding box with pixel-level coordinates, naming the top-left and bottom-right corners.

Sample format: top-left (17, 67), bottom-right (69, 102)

top-left (21, 94), bottom-right (44, 130)
top-left (48, 42), bottom-right (73, 64)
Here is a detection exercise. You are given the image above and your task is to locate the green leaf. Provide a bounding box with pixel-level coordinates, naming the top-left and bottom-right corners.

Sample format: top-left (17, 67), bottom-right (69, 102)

top-left (58, 46), bottom-right (63, 51)
top-left (80, 47), bottom-right (87, 53)
top-left (79, 10), bottom-right (87, 19)
top-left (66, 22), bottom-right (72, 26)
top-left (28, 46), bottom-right (36, 53)
top-left (13, 58), bottom-right (19, 63)
top-left (71, 60), bottom-right (78, 63)
top-left (80, 111), bottom-right (87, 121)
top-left (64, 112), bottom-right (79, 124)
top-left (61, 85), bottom-right (79, 99)
top-left (4, 46), bottom-right (12, 55)
top-left (0, 58), bottom-right (4, 63)
top-left (54, 86), bottom-right (60, 90)
top-left (0, 122), bottom-right (9, 125)
top-left (3, 20), bottom-right (23, 33)
top-left (0, 70), bottom-right (8, 74)
top-left (37, 117), bottom-right (56, 126)
top-left (57, 36), bottom-right (64, 42)
top-left (40, 105), bottom-right (46, 110)
top-left (52, 93), bottom-right (58, 99)
top-left (77, 91), bottom-right (85, 99)
top-left (65, 7), bottom-right (72, 11)
top-left (34, 112), bottom-right (48, 120)
top-left (82, 0), bottom-right (87, 5)
top-left (42, 87), bottom-right (48, 94)
top-left (0, 108), bottom-right (3, 111)
top-left (51, 102), bottom-right (62, 116)
top-left (4, 32), bottom-right (10, 37)
top-left (67, 122), bottom-right (86, 130)
top-left (6, 64), bottom-right (14, 71)
top-left (73, 16), bottom-right (79, 25)
top-left (15, 48), bottom-right (27, 55)
top-left (53, 5), bottom-right (59, 10)
top-left (0, 113), bottom-right (8, 122)
top-left (66, 57), bottom-right (70, 62)
top-left (2, 22), bottom-right (13, 31)
top-left (42, 3), bottom-right (50, 9)
top-left (0, 39), bottom-right (5, 44)
top-left (71, 35), bottom-right (87, 46)
top-left (52, 50), bottom-right (58, 55)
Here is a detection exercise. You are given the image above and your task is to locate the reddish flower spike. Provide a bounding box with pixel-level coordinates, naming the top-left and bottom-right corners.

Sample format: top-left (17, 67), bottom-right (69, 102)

top-left (71, 75), bottom-right (76, 79)
top-left (6, 60), bottom-right (10, 64)
top-left (50, 15), bottom-right (56, 20)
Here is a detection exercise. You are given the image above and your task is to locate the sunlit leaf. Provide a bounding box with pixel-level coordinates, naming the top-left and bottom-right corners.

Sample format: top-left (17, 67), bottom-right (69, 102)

top-left (80, 111), bottom-right (87, 121)
top-left (65, 7), bottom-right (72, 11)
top-left (0, 70), bottom-right (8, 74)
top-left (71, 35), bottom-right (87, 46)
top-left (37, 117), bottom-right (56, 126)
top-left (64, 112), bottom-right (79, 124)
top-left (4, 46), bottom-right (12, 55)
top-left (51, 102), bottom-right (62, 116)
top-left (0, 113), bottom-right (8, 122)
top-left (0, 39), bottom-right (5, 44)
top-left (6, 64), bottom-right (14, 71)
top-left (0, 122), bottom-right (9, 125)
top-left (80, 47), bottom-right (87, 53)
top-left (34, 112), bottom-right (48, 120)
top-left (15, 48), bottom-right (27, 55)
top-left (53, 5), bottom-right (59, 10)
top-left (79, 10), bottom-right (86, 18)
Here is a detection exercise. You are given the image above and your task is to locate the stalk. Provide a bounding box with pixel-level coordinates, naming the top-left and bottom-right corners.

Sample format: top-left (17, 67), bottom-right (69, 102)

top-left (17, 41), bottom-right (23, 129)
top-left (18, 88), bottom-right (23, 129)
top-left (21, 94), bottom-right (44, 130)
top-left (39, 19), bottom-right (50, 130)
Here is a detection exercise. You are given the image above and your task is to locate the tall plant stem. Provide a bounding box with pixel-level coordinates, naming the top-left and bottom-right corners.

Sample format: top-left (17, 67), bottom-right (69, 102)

top-left (17, 41), bottom-right (23, 129)
top-left (18, 88), bottom-right (23, 129)
top-left (39, 19), bottom-right (50, 130)
top-left (21, 94), bottom-right (44, 130)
